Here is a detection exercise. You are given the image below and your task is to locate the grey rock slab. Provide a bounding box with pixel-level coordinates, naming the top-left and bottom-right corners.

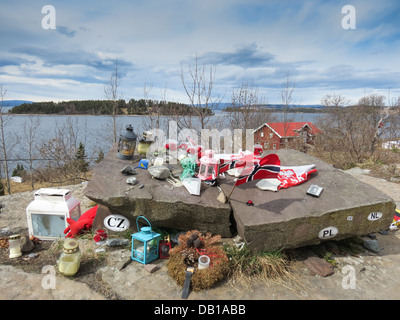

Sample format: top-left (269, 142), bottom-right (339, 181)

top-left (84, 145), bottom-right (232, 237)
top-left (219, 149), bottom-right (395, 252)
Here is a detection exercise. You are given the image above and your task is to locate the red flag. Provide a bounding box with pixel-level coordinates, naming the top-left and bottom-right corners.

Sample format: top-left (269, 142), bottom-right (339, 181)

top-left (277, 167), bottom-right (317, 189)
top-left (234, 154), bottom-right (280, 186)
top-left (219, 153), bottom-right (260, 174)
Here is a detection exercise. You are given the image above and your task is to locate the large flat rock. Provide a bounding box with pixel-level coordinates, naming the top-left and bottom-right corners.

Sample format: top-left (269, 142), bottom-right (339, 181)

top-left (84, 145), bottom-right (232, 237)
top-left (219, 149), bottom-right (396, 251)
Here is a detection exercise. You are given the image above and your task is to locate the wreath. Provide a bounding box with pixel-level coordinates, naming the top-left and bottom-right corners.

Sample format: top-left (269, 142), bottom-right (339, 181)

top-left (166, 230), bottom-right (230, 291)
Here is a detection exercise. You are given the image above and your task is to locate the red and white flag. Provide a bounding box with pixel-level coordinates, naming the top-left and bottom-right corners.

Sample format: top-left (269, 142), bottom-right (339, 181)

top-left (219, 153), bottom-right (260, 174)
top-left (234, 154), bottom-right (280, 186)
top-left (277, 165), bottom-right (317, 189)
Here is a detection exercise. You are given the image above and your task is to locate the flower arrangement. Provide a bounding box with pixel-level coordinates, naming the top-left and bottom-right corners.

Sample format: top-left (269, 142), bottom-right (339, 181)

top-left (93, 229), bottom-right (108, 243)
top-left (166, 230), bottom-right (229, 291)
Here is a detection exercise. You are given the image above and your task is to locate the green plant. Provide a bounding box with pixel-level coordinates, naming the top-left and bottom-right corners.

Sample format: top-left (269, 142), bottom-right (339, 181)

top-left (12, 163), bottom-right (25, 177)
top-left (223, 244), bottom-right (293, 286)
top-left (74, 142), bottom-right (89, 173)
top-left (323, 252), bottom-right (338, 267)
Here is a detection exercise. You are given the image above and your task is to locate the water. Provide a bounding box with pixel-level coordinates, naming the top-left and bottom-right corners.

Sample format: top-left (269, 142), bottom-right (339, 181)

top-left (2, 112), bottom-right (326, 170)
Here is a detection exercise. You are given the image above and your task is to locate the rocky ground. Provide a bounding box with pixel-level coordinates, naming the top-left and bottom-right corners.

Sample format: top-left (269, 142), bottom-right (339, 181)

top-left (0, 169), bottom-right (400, 301)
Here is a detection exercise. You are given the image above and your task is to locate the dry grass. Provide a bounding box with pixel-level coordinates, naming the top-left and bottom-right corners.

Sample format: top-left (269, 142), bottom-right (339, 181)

top-left (224, 244), bottom-right (303, 292)
top-left (1, 171), bottom-right (92, 195)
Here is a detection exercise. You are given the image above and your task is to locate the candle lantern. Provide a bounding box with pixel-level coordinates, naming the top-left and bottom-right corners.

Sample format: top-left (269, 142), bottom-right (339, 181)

top-left (117, 125), bottom-right (138, 160)
top-left (131, 216), bottom-right (161, 264)
top-left (26, 188), bottom-right (81, 240)
top-left (159, 235), bottom-right (171, 259)
top-left (198, 150), bottom-right (218, 182)
top-left (254, 144), bottom-right (263, 157)
top-left (8, 234), bottom-right (22, 259)
top-left (138, 131), bottom-right (154, 155)
top-left (198, 255), bottom-right (210, 269)
top-left (58, 238), bottom-right (81, 276)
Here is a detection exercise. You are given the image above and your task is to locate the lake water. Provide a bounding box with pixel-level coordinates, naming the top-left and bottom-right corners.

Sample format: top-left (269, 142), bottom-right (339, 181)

top-left (3, 112), bottom-right (326, 169)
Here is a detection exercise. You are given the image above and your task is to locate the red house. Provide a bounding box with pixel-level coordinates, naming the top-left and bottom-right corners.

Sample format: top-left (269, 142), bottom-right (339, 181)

top-left (253, 122), bottom-right (322, 150)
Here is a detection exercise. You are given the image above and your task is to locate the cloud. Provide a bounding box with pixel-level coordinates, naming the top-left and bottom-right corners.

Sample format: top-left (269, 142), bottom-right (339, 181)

top-left (56, 26), bottom-right (76, 38)
top-left (199, 43), bottom-right (275, 68)
top-left (8, 45), bottom-right (133, 74)
top-left (0, 0), bottom-right (399, 104)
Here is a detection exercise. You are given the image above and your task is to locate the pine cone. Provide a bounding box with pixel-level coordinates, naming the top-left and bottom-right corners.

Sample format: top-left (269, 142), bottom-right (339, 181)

top-left (193, 238), bottom-right (204, 249)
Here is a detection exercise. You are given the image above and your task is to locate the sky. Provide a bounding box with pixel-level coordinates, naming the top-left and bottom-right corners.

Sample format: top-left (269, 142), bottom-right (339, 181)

top-left (0, 0), bottom-right (399, 105)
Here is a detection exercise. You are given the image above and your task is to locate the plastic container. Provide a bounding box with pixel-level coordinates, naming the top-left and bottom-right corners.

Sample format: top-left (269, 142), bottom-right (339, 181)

top-left (198, 255), bottom-right (210, 269)
top-left (58, 239), bottom-right (81, 276)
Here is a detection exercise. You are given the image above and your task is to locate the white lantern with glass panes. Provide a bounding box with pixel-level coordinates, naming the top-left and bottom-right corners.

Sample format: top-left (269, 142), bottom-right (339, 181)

top-left (26, 188), bottom-right (81, 240)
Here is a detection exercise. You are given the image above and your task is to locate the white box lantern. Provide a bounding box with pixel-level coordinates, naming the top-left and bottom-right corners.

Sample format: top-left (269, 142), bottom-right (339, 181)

top-left (26, 188), bottom-right (81, 240)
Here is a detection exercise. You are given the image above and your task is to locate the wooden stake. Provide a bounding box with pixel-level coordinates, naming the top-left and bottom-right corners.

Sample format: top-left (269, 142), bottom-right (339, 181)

top-left (227, 183), bottom-right (237, 199)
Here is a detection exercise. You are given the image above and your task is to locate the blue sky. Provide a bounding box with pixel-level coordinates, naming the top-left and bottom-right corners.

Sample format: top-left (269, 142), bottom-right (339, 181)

top-left (0, 0), bottom-right (399, 105)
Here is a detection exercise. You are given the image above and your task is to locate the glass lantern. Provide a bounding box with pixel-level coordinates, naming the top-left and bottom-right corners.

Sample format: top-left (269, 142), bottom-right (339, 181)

top-left (117, 125), bottom-right (138, 160)
top-left (159, 235), bottom-right (171, 259)
top-left (8, 234), bottom-right (22, 259)
top-left (58, 238), bottom-right (81, 276)
top-left (254, 144), bottom-right (263, 157)
top-left (131, 216), bottom-right (161, 264)
top-left (198, 150), bottom-right (218, 182)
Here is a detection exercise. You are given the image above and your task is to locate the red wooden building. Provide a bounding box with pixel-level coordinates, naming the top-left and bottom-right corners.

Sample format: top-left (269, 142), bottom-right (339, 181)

top-left (253, 122), bottom-right (322, 150)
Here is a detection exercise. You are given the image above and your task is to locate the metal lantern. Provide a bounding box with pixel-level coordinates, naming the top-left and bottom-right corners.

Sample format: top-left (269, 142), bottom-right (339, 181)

top-left (117, 125), bottom-right (138, 160)
top-left (131, 216), bottom-right (161, 264)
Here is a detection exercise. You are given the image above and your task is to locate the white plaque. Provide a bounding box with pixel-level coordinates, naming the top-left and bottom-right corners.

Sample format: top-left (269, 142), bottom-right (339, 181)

top-left (367, 212), bottom-right (383, 221)
top-left (318, 226), bottom-right (338, 239)
top-left (104, 214), bottom-right (130, 232)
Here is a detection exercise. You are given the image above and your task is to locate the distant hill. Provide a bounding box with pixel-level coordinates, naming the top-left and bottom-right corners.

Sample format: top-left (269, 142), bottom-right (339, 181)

top-left (1, 100), bottom-right (34, 109)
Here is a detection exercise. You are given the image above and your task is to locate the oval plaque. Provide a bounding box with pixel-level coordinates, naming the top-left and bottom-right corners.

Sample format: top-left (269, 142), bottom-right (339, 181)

top-left (367, 212), bottom-right (383, 221)
top-left (104, 214), bottom-right (130, 232)
top-left (318, 226), bottom-right (338, 239)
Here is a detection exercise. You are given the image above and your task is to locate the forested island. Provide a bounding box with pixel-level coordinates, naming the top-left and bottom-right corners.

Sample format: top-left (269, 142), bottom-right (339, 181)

top-left (9, 99), bottom-right (214, 116)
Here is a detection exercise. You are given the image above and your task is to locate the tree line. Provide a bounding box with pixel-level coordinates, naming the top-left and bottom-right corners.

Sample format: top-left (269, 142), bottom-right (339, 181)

top-left (9, 99), bottom-right (214, 116)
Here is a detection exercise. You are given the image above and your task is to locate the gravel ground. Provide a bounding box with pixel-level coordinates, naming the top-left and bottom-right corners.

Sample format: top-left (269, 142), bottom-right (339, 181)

top-left (1, 173), bottom-right (400, 301)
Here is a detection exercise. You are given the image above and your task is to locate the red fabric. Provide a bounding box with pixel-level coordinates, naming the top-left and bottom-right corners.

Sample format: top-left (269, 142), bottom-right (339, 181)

top-left (277, 168), bottom-right (317, 189)
top-left (235, 154), bottom-right (280, 186)
top-left (64, 205), bottom-right (98, 238)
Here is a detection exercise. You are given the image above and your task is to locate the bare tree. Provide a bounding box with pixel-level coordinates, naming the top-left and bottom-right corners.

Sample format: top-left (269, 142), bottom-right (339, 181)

top-left (17, 116), bottom-right (43, 190)
top-left (313, 93), bottom-right (387, 168)
top-left (178, 55), bottom-right (223, 142)
top-left (227, 81), bottom-right (276, 150)
top-left (320, 93), bottom-right (350, 109)
top-left (38, 117), bottom-right (89, 184)
top-left (0, 85), bottom-right (12, 194)
top-left (104, 60), bottom-right (122, 143)
top-left (142, 81), bottom-right (170, 133)
top-left (280, 72), bottom-right (296, 148)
